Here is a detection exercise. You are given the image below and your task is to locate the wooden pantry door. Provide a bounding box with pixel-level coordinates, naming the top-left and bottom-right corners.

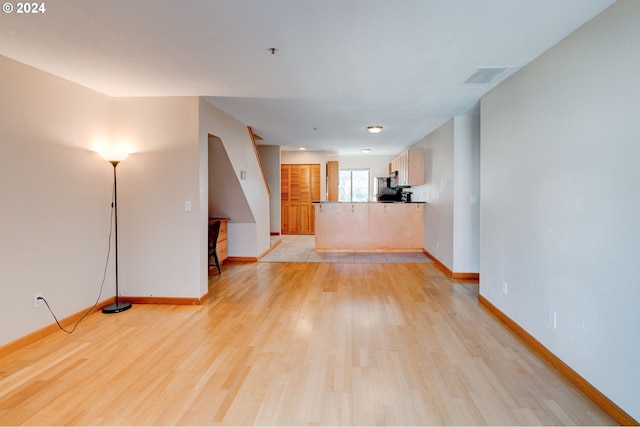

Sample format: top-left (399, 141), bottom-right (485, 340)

top-left (281, 164), bottom-right (320, 235)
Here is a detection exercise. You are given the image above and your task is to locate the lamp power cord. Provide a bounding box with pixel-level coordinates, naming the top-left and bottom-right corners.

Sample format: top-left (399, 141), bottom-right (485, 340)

top-left (39, 182), bottom-right (116, 334)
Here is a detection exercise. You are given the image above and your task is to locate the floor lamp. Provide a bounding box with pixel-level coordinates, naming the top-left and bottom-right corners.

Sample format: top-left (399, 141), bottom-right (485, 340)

top-left (100, 149), bottom-right (132, 314)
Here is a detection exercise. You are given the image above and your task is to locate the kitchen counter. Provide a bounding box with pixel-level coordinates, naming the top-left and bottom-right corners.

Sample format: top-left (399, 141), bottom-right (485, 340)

top-left (314, 202), bottom-right (424, 251)
top-left (313, 201), bottom-right (425, 204)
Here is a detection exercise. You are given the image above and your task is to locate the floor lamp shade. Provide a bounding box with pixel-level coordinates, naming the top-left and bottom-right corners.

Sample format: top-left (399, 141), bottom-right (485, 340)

top-left (100, 150), bottom-right (132, 314)
top-left (100, 149), bottom-right (129, 165)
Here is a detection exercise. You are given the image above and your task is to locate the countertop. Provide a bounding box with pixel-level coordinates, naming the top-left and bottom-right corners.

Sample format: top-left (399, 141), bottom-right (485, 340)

top-left (312, 201), bottom-right (425, 204)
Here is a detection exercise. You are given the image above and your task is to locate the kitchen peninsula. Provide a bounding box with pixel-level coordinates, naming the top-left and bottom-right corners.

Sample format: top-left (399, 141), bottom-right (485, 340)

top-left (313, 202), bottom-right (424, 251)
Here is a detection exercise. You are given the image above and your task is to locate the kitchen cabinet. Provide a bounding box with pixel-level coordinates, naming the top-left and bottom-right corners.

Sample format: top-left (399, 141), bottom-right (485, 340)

top-left (281, 164), bottom-right (320, 234)
top-left (327, 160), bottom-right (339, 201)
top-left (390, 147), bottom-right (424, 186)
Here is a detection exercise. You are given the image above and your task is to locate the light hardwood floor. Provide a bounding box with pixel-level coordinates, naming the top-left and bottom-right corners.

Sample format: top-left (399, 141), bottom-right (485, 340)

top-left (0, 262), bottom-right (616, 425)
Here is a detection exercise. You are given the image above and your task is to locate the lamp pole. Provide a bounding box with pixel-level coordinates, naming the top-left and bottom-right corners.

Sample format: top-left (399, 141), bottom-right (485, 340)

top-left (100, 151), bottom-right (132, 314)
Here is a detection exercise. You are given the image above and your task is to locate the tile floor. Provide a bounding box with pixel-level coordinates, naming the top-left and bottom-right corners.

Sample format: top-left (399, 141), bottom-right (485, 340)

top-left (261, 234), bottom-right (432, 263)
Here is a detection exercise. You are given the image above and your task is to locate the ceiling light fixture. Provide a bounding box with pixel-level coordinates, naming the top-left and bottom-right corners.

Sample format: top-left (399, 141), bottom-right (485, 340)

top-left (367, 126), bottom-right (383, 134)
top-left (361, 148), bottom-right (371, 154)
top-left (299, 147), bottom-right (306, 150)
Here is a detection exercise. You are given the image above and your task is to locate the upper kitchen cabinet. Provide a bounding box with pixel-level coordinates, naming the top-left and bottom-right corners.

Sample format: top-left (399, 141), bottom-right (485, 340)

top-left (390, 147), bottom-right (424, 186)
top-left (327, 161), bottom-right (339, 201)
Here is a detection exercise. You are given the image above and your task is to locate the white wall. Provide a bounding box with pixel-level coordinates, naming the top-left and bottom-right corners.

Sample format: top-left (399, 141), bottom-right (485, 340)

top-left (453, 116), bottom-right (480, 273)
top-left (412, 120), bottom-right (455, 268)
top-left (199, 99), bottom-right (271, 260)
top-left (112, 97), bottom-right (202, 299)
top-left (480, 0), bottom-right (640, 419)
top-left (112, 97), bottom-right (270, 301)
top-left (328, 154), bottom-right (394, 201)
top-left (208, 135), bottom-right (254, 222)
top-left (257, 145), bottom-right (281, 234)
top-left (0, 55), bottom-right (114, 346)
top-left (411, 116), bottom-right (480, 274)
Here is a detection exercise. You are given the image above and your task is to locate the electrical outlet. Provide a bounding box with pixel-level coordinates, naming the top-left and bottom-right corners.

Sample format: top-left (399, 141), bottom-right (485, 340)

top-left (34, 293), bottom-right (43, 308)
top-left (502, 282), bottom-right (508, 295)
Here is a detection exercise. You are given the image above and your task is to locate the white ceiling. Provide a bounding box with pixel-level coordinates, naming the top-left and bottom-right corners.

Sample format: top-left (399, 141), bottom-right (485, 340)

top-left (0, 0), bottom-right (616, 155)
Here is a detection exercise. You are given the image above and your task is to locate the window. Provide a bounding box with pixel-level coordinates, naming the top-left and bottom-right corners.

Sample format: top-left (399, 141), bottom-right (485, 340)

top-left (339, 169), bottom-right (370, 202)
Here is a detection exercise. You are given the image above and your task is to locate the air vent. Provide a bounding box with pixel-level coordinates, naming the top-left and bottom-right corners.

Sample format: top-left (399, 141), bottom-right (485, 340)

top-left (463, 67), bottom-right (514, 85)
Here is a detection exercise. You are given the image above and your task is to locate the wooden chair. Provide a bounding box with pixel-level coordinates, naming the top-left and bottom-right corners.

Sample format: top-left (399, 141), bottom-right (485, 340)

top-left (208, 220), bottom-right (222, 274)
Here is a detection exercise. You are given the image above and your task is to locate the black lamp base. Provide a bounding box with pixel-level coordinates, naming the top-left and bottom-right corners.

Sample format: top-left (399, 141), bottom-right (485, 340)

top-left (102, 301), bottom-right (132, 314)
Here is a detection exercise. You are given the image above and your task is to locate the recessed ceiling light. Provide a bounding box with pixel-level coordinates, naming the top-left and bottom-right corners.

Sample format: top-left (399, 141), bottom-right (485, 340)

top-left (299, 147), bottom-right (306, 150)
top-left (367, 126), bottom-right (383, 134)
top-left (361, 148), bottom-right (372, 154)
